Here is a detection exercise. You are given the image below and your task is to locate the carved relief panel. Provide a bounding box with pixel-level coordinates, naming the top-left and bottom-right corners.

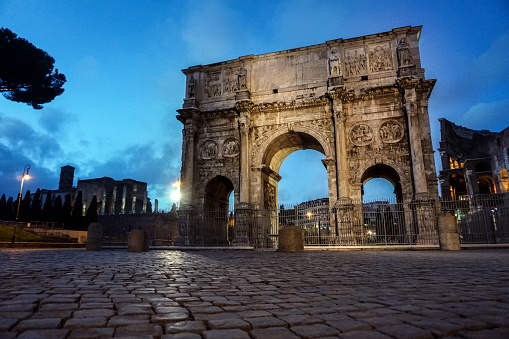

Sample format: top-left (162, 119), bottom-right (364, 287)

top-left (222, 68), bottom-right (238, 95)
top-left (368, 43), bottom-right (393, 73)
top-left (349, 123), bottom-right (374, 146)
top-left (222, 138), bottom-right (240, 157)
top-left (344, 47), bottom-right (367, 77)
top-left (264, 182), bottom-right (276, 209)
top-left (200, 140), bottom-right (218, 159)
top-left (379, 120), bottom-right (404, 144)
top-left (204, 72), bottom-right (221, 98)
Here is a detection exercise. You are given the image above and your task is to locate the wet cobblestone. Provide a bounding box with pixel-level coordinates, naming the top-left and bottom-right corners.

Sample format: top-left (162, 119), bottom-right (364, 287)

top-left (0, 248), bottom-right (508, 338)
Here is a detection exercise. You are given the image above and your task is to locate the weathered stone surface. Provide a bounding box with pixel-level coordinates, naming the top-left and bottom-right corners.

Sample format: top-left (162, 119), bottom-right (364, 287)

top-left (67, 327), bottom-right (114, 339)
top-left (203, 329), bottom-right (251, 339)
top-left (290, 323), bottom-right (340, 338)
top-left (114, 324), bottom-right (162, 338)
top-left (16, 329), bottom-right (69, 339)
top-left (207, 318), bottom-right (250, 331)
top-left (250, 327), bottom-right (300, 339)
top-left (378, 324), bottom-right (434, 339)
top-left (86, 222), bottom-right (102, 251)
top-left (64, 317), bottom-right (108, 329)
top-left (278, 226), bottom-right (304, 253)
top-left (127, 230), bottom-right (149, 252)
top-left (13, 318), bottom-right (62, 332)
top-left (245, 316), bottom-right (287, 329)
top-left (165, 321), bottom-right (206, 334)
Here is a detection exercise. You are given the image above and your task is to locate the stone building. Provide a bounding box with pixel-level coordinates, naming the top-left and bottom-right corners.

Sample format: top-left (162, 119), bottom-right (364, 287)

top-left (438, 118), bottom-right (509, 199)
top-left (76, 178), bottom-right (149, 215)
top-left (177, 26), bottom-right (438, 245)
top-left (38, 166), bottom-right (150, 215)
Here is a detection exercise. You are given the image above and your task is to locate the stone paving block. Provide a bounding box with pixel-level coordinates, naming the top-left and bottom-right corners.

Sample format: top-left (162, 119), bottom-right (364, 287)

top-left (79, 302), bottom-right (114, 310)
top-left (460, 327), bottom-right (509, 339)
top-left (0, 318), bottom-right (18, 332)
top-left (107, 315), bottom-right (150, 328)
top-left (290, 323), bottom-right (340, 338)
top-left (207, 318), bottom-right (250, 331)
top-left (245, 316), bottom-right (288, 329)
top-left (40, 303), bottom-right (78, 311)
top-left (73, 309), bottom-right (114, 318)
top-left (236, 310), bottom-right (272, 318)
top-left (0, 304), bottom-right (37, 312)
top-left (13, 318), bottom-right (62, 332)
top-left (0, 312), bottom-right (32, 320)
top-left (203, 329), bottom-right (251, 339)
top-left (471, 314), bottom-right (509, 327)
top-left (155, 306), bottom-right (189, 314)
top-left (165, 320), bottom-right (207, 334)
top-left (250, 327), bottom-right (300, 339)
top-left (32, 309), bottom-right (74, 319)
top-left (278, 314), bottom-right (323, 326)
top-left (67, 327), bottom-right (115, 339)
top-left (326, 318), bottom-right (373, 332)
top-left (270, 308), bottom-right (305, 317)
top-left (162, 333), bottom-right (202, 339)
top-left (338, 330), bottom-right (393, 339)
top-left (447, 317), bottom-right (490, 331)
top-left (411, 318), bottom-right (465, 337)
top-left (117, 305), bottom-right (154, 316)
top-left (151, 312), bottom-right (190, 324)
top-left (360, 316), bottom-right (404, 328)
top-left (378, 324), bottom-right (434, 339)
top-left (188, 306), bottom-right (223, 314)
top-left (64, 317), bottom-right (108, 329)
top-left (16, 329), bottom-right (69, 339)
top-left (114, 323), bottom-right (162, 337)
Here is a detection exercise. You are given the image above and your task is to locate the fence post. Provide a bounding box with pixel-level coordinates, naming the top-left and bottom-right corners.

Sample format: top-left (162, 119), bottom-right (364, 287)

top-left (86, 222), bottom-right (102, 251)
top-left (438, 212), bottom-right (461, 250)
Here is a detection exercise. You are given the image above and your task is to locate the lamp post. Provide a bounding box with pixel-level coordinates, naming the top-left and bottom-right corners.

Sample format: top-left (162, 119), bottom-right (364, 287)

top-left (12, 164), bottom-right (30, 246)
top-left (171, 179), bottom-right (181, 210)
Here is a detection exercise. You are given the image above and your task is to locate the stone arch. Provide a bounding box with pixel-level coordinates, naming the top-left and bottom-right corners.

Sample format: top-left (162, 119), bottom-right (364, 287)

top-left (477, 175), bottom-right (495, 194)
top-left (449, 171), bottom-right (467, 199)
top-left (360, 164), bottom-right (403, 202)
top-left (254, 124), bottom-right (332, 170)
top-left (202, 175), bottom-right (235, 210)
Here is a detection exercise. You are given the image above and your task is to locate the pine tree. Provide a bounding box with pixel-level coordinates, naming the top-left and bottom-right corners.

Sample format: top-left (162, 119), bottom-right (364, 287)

top-left (30, 188), bottom-right (42, 221)
top-left (18, 190), bottom-right (31, 222)
top-left (52, 195), bottom-right (63, 226)
top-left (70, 191), bottom-right (83, 230)
top-left (6, 196), bottom-right (14, 220)
top-left (41, 190), bottom-right (53, 221)
top-left (0, 194), bottom-right (6, 220)
top-left (62, 194), bottom-right (72, 229)
top-left (84, 195), bottom-right (98, 229)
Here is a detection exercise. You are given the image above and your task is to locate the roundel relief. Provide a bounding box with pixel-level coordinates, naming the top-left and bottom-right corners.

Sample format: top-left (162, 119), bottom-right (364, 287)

top-left (349, 123), bottom-right (374, 146)
top-left (379, 120), bottom-right (404, 143)
top-left (222, 138), bottom-right (240, 157)
top-left (200, 140), bottom-right (218, 159)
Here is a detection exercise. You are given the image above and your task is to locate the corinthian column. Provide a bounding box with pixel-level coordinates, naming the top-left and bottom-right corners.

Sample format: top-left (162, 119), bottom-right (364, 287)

top-left (235, 101), bottom-right (254, 205)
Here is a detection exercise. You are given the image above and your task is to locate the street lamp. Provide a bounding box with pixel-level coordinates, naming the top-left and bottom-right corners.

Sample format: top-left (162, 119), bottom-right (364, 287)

top-left (171, 179), bottom-right (181, 209)
top-left (12, 164), bottom-right (30, 246)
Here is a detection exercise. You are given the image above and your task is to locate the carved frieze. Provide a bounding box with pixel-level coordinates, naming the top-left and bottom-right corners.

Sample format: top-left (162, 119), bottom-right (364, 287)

top-left (379, 120), bottom-right (404, 144)
top-left (344, 47), bottom-right (367, 77)
top-left (204, 72), bottom-right (221, 98)
top-left (200, 140), bottom-right (218, 159)
top-left (349, 123), bottom-right (374, 146)
top-left (368, 44), bottom-right (393, 73)
top-left (222, 68), bottom-right (238, 95)
top-left (222, 138), bottom-right (240, 157)
top-left (264, 182), bottom-right (276, 210)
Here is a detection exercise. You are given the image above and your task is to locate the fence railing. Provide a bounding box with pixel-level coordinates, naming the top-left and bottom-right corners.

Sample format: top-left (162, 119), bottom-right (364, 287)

top-left (86, 194), bottom-right (509, 249)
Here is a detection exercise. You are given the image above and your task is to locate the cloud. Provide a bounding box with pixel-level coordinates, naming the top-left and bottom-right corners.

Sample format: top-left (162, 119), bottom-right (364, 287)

top-left (458, 99), bottom-right (509, 132)
top-left (38, 108), bottom-right (79, 134)
top-left (180, 1), bottom-right (239, 64)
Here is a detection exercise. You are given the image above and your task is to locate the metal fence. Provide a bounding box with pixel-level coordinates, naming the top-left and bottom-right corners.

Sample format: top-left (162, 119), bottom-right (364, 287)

top-left (441, 193), bottom-right (509, 244)
top-left (87, 193), bottom-right (509, 249)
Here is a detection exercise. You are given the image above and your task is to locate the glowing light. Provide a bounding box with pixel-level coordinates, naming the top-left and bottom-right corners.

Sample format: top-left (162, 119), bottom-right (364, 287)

top-left (171, 190), bottom-right (180, 202)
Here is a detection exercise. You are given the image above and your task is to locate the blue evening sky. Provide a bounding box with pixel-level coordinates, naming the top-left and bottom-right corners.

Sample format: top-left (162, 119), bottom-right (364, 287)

top-left (1, 1), bottom-right (508, 209)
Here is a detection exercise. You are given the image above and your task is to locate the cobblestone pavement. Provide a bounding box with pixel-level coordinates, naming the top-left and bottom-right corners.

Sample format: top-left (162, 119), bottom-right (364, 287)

top-left (0, 249), bottom-right (508, 339)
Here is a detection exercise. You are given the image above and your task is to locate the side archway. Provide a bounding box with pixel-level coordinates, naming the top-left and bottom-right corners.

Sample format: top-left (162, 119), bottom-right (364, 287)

top-left (361, 164), bottom-right (403, 203)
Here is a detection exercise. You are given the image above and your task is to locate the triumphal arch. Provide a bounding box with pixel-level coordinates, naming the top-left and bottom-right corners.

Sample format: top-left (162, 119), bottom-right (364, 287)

top-left (176, 26), bottom-right (438, 246)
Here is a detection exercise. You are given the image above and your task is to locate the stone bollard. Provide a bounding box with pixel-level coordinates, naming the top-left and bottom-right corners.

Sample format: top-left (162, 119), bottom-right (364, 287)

top-left (438, 212), bottom-right (461, 250)
top-left (128, 230), bottom-right (149, 252)
top-left (278, 225), bottom-right (304, 252)
top-left (86, 222), bottom-right (102, 251)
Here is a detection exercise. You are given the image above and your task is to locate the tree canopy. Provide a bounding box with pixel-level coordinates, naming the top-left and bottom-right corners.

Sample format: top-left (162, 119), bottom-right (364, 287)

top-left (0, 27), bottom-right (66, 109)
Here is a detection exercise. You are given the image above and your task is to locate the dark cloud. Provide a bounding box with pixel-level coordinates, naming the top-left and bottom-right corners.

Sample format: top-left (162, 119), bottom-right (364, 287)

top-left (38, 108), bottom-right (78, 134)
